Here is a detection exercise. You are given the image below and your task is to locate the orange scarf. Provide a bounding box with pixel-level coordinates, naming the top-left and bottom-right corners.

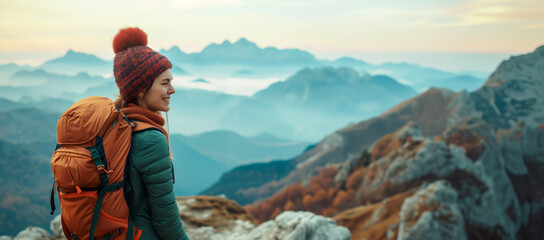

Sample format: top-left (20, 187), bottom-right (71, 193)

top-left (120, 103), bottom-right (168, 138)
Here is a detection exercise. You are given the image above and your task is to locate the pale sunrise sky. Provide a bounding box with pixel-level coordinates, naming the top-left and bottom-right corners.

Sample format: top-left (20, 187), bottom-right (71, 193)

top-left (1, 0), bottom-right (543, 70)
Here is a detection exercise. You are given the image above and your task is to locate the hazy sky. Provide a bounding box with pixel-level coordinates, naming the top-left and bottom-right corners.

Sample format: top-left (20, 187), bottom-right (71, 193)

top-left (1, 0), bottom-right (543, 69)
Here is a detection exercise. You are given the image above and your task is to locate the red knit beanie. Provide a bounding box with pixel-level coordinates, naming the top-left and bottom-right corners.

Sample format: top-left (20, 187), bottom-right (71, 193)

top-left (113, 27), bottom-right (172, 102)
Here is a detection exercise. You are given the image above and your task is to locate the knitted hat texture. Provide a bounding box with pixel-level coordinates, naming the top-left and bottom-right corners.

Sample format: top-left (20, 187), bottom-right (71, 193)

top-left (113, 27), bottom-right (172, 102)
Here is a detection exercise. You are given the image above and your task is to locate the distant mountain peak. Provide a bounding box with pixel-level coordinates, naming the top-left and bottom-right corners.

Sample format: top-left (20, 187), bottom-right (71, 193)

top-left (167, 46), bottom-right (185, 54)
top-left (214, 38), bottom-right (259, 49)
top-left (234, 37), bottom-right (257, 47)
top-left (63, 49), bottom-right (95, 58)
top-left (43, 49), bottom-right (107, 64)
top-left (236, 37), bottom-right (249, 43)
top-left (333, 57), bottom-right (367, 65)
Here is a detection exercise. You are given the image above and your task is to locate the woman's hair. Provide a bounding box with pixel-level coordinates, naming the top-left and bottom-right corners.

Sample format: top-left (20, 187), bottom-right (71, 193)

top-left (114, 82), bottom-right (154, 109)
top-left (114, 96), bottom-right (129, 109)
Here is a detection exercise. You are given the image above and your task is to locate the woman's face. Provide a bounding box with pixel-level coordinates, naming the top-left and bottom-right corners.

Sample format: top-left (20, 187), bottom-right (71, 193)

top-left (138, 69), bottom-right (175, 112)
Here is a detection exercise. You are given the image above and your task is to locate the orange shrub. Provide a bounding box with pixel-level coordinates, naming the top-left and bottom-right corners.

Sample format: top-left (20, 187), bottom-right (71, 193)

top-left (284, 200), bottom-right (295, 211)
top-left (271, 207), bottom-right (282, 218)
top-left (332, 190), bottom-right (350, 208)
top-left (346, 169), bottom-right (363, 191)
top-left (245, 167), bottom-right (347, 223)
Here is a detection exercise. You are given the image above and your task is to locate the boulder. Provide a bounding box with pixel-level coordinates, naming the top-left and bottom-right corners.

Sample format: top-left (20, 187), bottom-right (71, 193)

top-left (398, 181), bottom-right (466, 240)
top-left (245, 211), bottom-right (351, 240)
top-left (49, 215), bottom-right (65, 240)
top-left (13, 227), bottom-right (51, 240)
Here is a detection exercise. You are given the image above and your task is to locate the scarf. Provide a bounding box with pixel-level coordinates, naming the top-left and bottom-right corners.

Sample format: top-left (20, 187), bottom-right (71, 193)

top-left (121, 103), bottom-right (168, 138)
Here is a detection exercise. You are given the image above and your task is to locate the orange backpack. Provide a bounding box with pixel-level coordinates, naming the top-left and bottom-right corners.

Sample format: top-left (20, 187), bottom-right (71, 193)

top-left (49, 96), bottom-right (153, 240)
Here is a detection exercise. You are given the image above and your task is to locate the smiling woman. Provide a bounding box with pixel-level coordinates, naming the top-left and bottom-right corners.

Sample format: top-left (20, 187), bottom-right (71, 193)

top-left (137, 69), bottom-right (176, 112)
top-left (111, 27), bottom-right (190, 240)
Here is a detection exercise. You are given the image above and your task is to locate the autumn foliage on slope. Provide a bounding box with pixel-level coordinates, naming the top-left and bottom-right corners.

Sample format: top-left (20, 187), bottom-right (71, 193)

top-left (244, 122), bottom-right (490, 225)
top-left (245, 165), bottom-right (367, 224)
top-left (244, 124), bottom-right (418, 224)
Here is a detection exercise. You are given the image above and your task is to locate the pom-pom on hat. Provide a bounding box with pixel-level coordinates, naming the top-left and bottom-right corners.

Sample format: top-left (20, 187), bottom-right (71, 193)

top-left (113, 27), bottom-right (172, 102)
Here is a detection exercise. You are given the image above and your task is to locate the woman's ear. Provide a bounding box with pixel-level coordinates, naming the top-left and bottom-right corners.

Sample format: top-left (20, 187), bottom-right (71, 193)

top-left (137, 91), bottom-right (145, 99)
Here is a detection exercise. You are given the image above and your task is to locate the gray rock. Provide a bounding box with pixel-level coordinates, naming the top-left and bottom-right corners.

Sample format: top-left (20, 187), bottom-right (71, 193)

top-left (184, 210), bottom-right (351, 240)
top-left (14, 227), bottom-right (51, 240)
top-left (398, 181), bottom-right (466, 240)
top-left (244, 211), bottom-right (351, 240)
top-left (185, 219), bottom-right (255, 240)
top-left (49, 215), bottom-right (66, 240)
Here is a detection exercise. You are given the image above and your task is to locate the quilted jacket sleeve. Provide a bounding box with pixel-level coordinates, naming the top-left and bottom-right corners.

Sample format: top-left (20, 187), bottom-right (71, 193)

top-left (131, 130), bottom-right (189, 240)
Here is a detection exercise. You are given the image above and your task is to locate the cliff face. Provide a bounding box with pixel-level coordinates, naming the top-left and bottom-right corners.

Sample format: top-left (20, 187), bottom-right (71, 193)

top-left (334, 122), bottom-right (543, 239)
top-left (470, 45), bottom-right (544, 129)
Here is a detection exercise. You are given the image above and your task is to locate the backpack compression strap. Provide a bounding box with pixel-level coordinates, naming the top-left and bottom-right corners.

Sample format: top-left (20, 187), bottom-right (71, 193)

top-left (88, 181), bottom-right (125, 240)
top-left (86, 136), bottom-right (110, 187)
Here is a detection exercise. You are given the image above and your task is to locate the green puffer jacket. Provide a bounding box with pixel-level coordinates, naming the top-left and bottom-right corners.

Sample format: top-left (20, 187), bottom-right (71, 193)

top-left (126, 129), bottom-right (190, 240)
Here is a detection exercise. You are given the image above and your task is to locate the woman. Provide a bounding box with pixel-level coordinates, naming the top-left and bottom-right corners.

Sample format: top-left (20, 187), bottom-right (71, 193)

top-left (112, 27), bottom-right (190, 240)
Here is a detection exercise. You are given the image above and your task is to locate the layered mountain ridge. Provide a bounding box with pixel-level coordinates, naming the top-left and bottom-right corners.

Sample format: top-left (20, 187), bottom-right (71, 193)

top-left (204, 45), bottom-right (544, 239)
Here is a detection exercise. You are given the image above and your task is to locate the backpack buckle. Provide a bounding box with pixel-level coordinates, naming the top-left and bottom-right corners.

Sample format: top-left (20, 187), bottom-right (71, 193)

top-left (97, 165), bottom-right (113, 175)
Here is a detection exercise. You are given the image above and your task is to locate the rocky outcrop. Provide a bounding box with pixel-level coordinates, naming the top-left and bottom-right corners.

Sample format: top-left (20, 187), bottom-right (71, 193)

top-left (334, 190), bottom-right (415, 240)
top-left (471, 45), bottom-right (544, 129)
top-left (397, 181), bottom-right (467, 240)
top-left (330, 121), bottom-right (544, 239)
top-left (177, 196), bottom-right (351, 240)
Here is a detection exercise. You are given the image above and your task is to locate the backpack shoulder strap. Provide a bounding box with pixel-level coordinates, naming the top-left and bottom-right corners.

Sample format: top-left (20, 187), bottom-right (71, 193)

top-left (131, 120), bottom-right (161, 134)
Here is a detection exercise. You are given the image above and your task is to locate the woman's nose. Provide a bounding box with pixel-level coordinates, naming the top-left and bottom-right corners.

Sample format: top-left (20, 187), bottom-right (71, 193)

top-left (168, 84), bottom-right (175, 94)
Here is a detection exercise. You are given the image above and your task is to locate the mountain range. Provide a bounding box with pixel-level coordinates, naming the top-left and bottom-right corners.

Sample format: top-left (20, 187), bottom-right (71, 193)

top-left (203, 45), bottom-right (544, 239)
top-left (1, 61), bottom-right (420, 141)
top-left (160, 38), bottom-right (488, 91)
top-left (160, 38), bottom-right (319, 66)
top-left (39, 50), bottom-right (111, 76)
top-left (0, 69), bottom-right (111, 102)
top-left (254, 67), bottom-right (416, 115)
top-left (1, 37), bottom-right (488, 92)
top-left (175, 130), bottom-right (309, 166)
top-left (172, 130), bottom-right (310, 195)
top-left (36, 50), bottom-right (189, 77)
